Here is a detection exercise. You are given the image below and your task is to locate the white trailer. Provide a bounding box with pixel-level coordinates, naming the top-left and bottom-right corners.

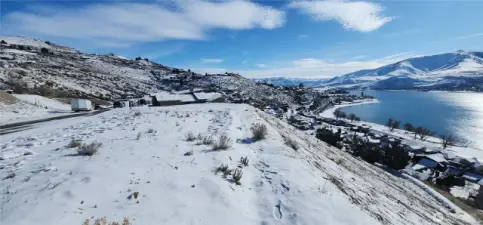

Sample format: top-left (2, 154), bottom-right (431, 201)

top-left (71, 99), bottom-right (93, 112)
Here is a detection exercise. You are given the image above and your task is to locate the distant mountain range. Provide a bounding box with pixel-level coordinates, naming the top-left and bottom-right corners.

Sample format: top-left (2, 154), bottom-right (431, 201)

top-left (253, 77), bottom-right (328, 87)
top-left (324, 51), bottom-right (483, 91)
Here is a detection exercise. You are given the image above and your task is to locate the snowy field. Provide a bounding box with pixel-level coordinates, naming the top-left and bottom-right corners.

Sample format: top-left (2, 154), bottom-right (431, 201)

top-left (0, 103), bottom-right (476, 225)
top-left (0, 94), bottom-right (71, 125)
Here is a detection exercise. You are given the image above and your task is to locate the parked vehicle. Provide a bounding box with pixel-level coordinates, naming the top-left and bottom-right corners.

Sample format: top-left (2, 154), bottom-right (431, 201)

top-left (71, 99), bottom-right (92, 112)
top-left (113, 101), bottom-right (124, 108)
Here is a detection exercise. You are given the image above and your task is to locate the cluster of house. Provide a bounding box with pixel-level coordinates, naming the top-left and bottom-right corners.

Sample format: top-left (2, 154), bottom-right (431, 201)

top-left (409, 150), bottom-right (483, 185)
top-left (313, 116), bottom-right (483, 202)
top-left (113, 91), bottom-right (224, 108)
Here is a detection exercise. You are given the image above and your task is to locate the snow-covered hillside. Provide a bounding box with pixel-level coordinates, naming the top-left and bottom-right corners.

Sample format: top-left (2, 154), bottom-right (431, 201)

top-left (0, 93), bottom-right (71, 125)
top-left (0, 104), bottom-right (476, 225)
top-left (325, 51), bottom-right (483, 91)
top-left (0, 36), bottom-right (297, 107)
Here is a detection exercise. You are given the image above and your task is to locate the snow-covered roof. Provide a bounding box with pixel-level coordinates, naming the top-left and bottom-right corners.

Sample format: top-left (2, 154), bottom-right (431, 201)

top-left (194, 92), bottom-right (222, 101)
top-left (150, 92), bottom-right (196, 103)
top-left (412, 164), bottom-right (427, 171)
top-left (425, 153), bottom-right (448, 163)
top-left (368, 137), bottom-right (380, 144)
top-left (179, 94), bottom-right (196, 103)
top-left (151, 92), bottom-right (181, 101)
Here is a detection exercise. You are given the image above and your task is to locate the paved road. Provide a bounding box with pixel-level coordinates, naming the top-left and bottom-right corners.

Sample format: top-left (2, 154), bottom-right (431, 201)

top-left (0, 109), bottom-right (109, 135)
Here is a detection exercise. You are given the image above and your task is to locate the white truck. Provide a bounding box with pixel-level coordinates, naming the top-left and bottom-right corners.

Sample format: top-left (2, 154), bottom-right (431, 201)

top-left (71, 99), bottom-right (93, 112)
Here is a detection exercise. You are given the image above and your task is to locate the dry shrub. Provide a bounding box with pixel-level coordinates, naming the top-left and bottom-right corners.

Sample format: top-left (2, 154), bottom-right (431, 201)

top-left (77, 141), bottom-right (102, 156)
top-left (82, 217), bottom-right (131, 225)
top-left (185, 131), bottom-right (196, 141)
top-left (212, 135), bottom-right (232, 150)
top-left (284, 137), bottom-right (299, 150)
top-left (251, 123), bottom-right (267, 141)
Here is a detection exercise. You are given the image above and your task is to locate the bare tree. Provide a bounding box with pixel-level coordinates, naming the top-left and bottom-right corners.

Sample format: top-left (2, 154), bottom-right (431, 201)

top-left (415, 126), bottom-right (435, 141)
top-left (390, 120), bottom-right (401, 131)
top-left (404, 122), bottom-right (414, 132)
top-left (386, 118), bottom-right (394, 130)
top-left (334, 110), bottom-right (344, 119)
top-left (339, 111), bottom-right (347, 119)
top-left (441, 135), bottom-right (455, 149)
top-left (349, 113), bottom-right (357, 122)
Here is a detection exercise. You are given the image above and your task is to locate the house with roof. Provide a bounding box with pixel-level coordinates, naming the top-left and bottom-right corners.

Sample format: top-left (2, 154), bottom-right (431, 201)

top-left (413, 153), bottom-right (448, 172)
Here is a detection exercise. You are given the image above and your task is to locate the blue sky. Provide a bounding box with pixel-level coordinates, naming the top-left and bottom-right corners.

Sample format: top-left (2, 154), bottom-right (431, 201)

top-left (1, 0), bottom-right (483, 78)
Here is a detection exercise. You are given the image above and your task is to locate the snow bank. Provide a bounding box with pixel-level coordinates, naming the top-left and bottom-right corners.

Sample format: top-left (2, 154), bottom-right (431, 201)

top-left (0, 104), bottom-right (476, 225)
top-left (13, 94), bottom-right (71, 111)
top-left (0, 94), bottom-right (71, 125)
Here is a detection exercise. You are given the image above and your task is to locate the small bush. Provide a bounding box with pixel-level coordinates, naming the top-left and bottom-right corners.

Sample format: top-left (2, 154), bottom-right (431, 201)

top-left (40, 47), bottom-right (49, 54)
top-left (197, 133), bottom-right (203, 140)
top-left (212, 135), bottom-right (232, 150)
top-left (134, 111), bottom-right (141, 117)
top-left (240, 156), bottom-right (249, 167)
top-left (184, 151), bottom-right (193, 156)
top-left (202, 135), bottom-right (214, 145)
top-left (232, 169), bottom-right (243, 185)
top-left (136, 132), bottom-right (142, 140)
top-left (77, 141), bottom-right (102, 156)
top-left (68, 139), bottom-right (82, 148)
top-left (185, 132), bottom-right (196, 141)
top-left (147, 128), bottom-right (155, 133)
top-left (82, 216), bottom-right (131, 225)
top-left (284, 137), bottom-right (299, 150)
top-left (251, 123), bottom-right (268, 141)
top-left (132, 192), bottom-right (139, 199)
top-left (335, 158), bottom-right (344, 165)
top-left (215, 164), bottom-right (229, 175)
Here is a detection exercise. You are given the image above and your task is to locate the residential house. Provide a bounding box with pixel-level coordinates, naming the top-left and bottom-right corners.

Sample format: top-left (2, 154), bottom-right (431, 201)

top-left (413, 153), bottom-right (448, 172)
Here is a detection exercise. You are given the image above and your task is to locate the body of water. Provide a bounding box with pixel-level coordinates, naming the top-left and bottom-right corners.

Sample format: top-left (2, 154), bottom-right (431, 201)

top-left (339, 91), bottom-right (483, 150)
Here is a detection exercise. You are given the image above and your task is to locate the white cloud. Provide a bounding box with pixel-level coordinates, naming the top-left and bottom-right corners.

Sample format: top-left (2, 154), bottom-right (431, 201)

top-left (375, 52), bottom-right (418, 65)
top-left (200, 58), bottom-right (224, 63)
top-left (289, 0), bottom-right (392, 32)
top-left (256, 64), bottom-right (267, 68)
top-left (236, 52), bottom-right (417, 78)
top-left (192, 67), bottom-right (227, 74)
top-left (4, 0), bottom-right (285, 46)
top-left (298, 34), bottom-right (309, 38)
top-left (455, 33), bottom-right (483, 40)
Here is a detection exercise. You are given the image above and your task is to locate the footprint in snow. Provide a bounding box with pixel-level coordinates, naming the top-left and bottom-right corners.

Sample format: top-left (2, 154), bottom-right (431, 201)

top-left (273, 200), bottom-right (282, 220)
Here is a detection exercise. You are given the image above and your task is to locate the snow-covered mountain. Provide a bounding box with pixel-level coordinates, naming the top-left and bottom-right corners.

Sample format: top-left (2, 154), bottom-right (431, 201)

top-left (324, 51), bottom-right (483, 91)
top-left (254, 77), bottom-right (328, 87)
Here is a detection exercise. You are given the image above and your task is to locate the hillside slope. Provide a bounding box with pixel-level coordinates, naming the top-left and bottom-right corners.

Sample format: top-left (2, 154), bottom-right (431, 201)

top-left (0, 104), bottom-right (476, 225)
top-left (0, 36), bottom-right (296, 107)
top-left (325, 51), bottom-right (483, 91)
top-left (0, 93), bottom-right (71, 124)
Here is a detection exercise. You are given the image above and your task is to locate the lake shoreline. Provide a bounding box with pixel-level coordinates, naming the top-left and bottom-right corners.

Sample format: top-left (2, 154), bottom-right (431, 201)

top-left (319, 96), bottom-right (483, 161)
top-left (319, 98), bottom-right (380, 118)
